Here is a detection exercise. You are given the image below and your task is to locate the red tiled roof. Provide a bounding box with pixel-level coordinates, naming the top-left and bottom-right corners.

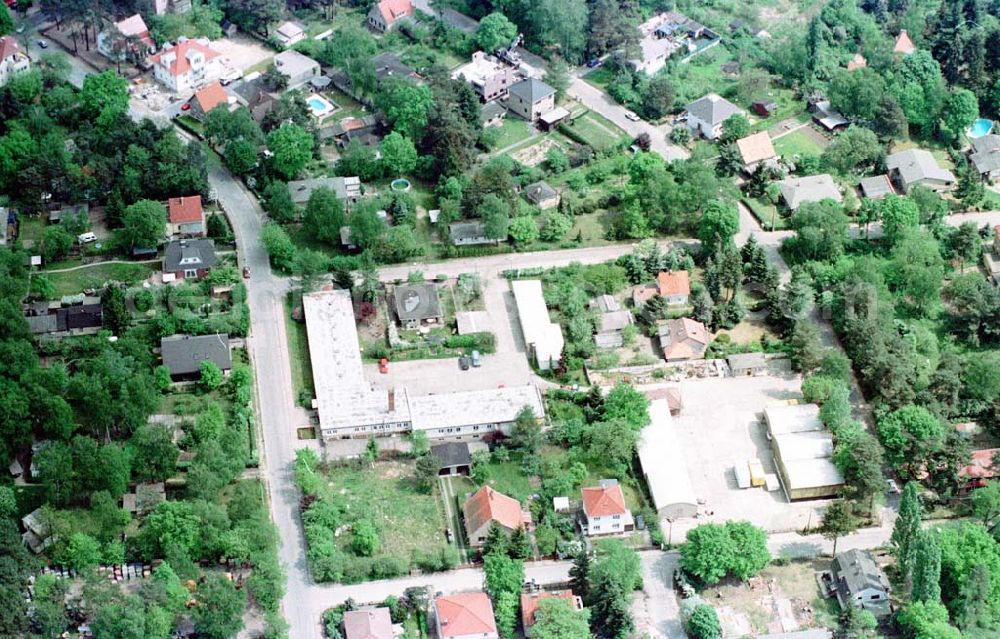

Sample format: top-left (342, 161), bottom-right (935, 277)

top-left (662, 318), bottom-right (709, 360)
top-left (168, 195), bottom-right (204, 224)
top-left (375, 0), bottom-right (414, 24)
top-left (959, 449), bottom-right (998, 480)
top-left (847, 53), bottom-right (867, 71)
top-left (643, 387), bottom-right (682, 412)
top-left (894, 30), bottom-right (916, 54)
top-left (463, 486), bottom-right (526, 534)
top-left (582, 484), bottom-right (628, 518)
top-left (150, 39), bottom-right (219, 77)
top-left (436, 593), bottom-right (497, 638)
top-left (520, 591), bottom-right (582, 632)
top-left (193, 81), bottom-right (228, 114)
top-left (342, 608), bottom-right (393, 639)
top-left (657, 271), bottom-right (690, 297)
top-left (0, 36), bottom-right (21, 61)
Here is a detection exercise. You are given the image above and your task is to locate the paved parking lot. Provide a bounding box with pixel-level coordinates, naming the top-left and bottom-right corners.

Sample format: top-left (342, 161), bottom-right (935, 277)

top-left (668, 361), bottom-right (832, 538)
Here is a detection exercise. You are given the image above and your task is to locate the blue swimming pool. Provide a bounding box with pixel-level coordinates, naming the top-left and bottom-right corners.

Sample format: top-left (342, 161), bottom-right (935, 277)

top-left (968, 118), bottom-right (994, 139)
top-left (306, 95), bottom-right (336, 118)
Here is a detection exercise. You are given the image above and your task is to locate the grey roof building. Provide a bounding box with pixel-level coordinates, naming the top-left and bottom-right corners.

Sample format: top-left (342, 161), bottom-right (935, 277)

top-left (777, 174), bottom-right (842, 210)
top-left (970, 135), bottom-right (1000, 181)
top-left (160, 333), bottom-right (232, 378)
top-left (287, 176), bottom-right (362, 205)
top-left (523, 181), bottom-right (559, 209)
top-left (728, 352), bottom-right (767, 376)
top-left (429, 442), bottom-right (484, 475)
top-left (392, 282), bottom-right (442, 328)
top-left (830, 549), bottom-right (892, 618)
top-left (886, 149), bottom-right (956, 193)
top-left (509, 78), bottom-right (555, 104)
top-left (373, 52), bottom-right (418, 81)
top-left (449, 220), bottom-right (498, 245)
top-left (683, 93), bottom-right (743, 139)
top-left (858, 174), bottom-right (894, 200)
top-left (163, 239), bottom-right (217, 275)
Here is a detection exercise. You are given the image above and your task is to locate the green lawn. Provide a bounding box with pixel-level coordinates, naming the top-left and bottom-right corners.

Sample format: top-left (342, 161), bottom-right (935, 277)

top-left (284, 293), bottom-right (314, 405)
top-left (564, 111), bottom-right (628, 150)
top-left (742, 197), bottom-right (788, 231)
top-left (773, 129), bottom-right (825, 158)
top-left (583, 66), bottom-right (615, 91)
top-left (491, 118), bottom-right (535, 150)
top-left (41, 262), bottom-right (155, 298)
top-left (483, 461), bottom-right (535, 503)
top-left (19, 216), bottom-right (45, 247)
top-left (325, 461), bottom-right (449, 559)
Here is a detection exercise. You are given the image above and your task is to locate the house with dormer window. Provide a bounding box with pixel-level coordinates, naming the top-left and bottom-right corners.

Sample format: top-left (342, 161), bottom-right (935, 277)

top-left (149, 37), bottom-right (223, 93)
top-left (163, 239), bottom-right (217, 280)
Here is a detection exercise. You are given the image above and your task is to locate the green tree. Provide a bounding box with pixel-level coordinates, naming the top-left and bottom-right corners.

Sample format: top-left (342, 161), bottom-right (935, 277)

top-left (877, 405), bottom-right (944, 474)
top-left (120, 200), bottom-right (167, 250)
top-left (509, 215), bottom-right (539, 246)
top-left (938, 522), bottom-right (1000, 625)
top-left (508, 525), bottom-right (532, 560)
top-left (483, 553), bottom-right (524, 600)
top-left (602, 383), bottom-right (651, 430)
top-left (376, 78), bottom-right (434, 140)
top-left (193, 573), bottom-right (246, 639)
top-left (531, 597), bottom-right (591, 639)
top-left (266, 123), bottom-right (313, 180)
top-left (379, 132), bottom-right (418, 177)
top-left (260, 222), bottom-right (297, 272)
top-left (80, 71), bottom-right (130, 125)
top-left (698, 200), bottom-right (739, 246)
top-left (303, 187), bottom-right (345, 247)
top-left (885, 227), bottom-right (944, 315)
top-left (544, 57), bottom-right (571, 102)
top-left (892, 481), bottom-right (923, 581)
top-left (949, 222), bottom-right (982, 272)
top-left (42, 226), bottom-right (74, 263)
top-left (494, 590), bottom-right (519, 639)
top-left (897, 600), bottom-right (963, 639)
top-left (64, 532), bottom-right (101, 571)
top-left (957, 563), bottom-right (991, 631)
top-left (687, 604), bottom-right (722, 639)
top-left (820, 499), bottom-right (860, 556)
top-left (261, 180), bottom-right (297, 223)
top-left (821, 126), bottom-right (884, 174)
top-left (912, 530), bottom-right (942, 604)
top-left (224, 138), bottom-right (258, 175)
top-left (475, 12), bottom-right (518, 52)
top-left (482, 521), bottom-right (510, 558)
top-left (540, 211), bottom-right (572, 242)
top-left (680, 523), bottom-right (735, 585)
top-left (351, 519), bottom-right (380, 556)
top-left (481, 194), bottom-right (510, 240)
top-left (414, 454), bottom-right (439, 494)
top-left (200, 360), bottom-right (224, 391)
top-left (569, 550), bottom-right (590, 601)
top-left (719, 114), bottom-right (751, 144)
top-left (785, 200), bottom-right (849, 263)
top-left (943, 88), bottom-right (979, 140)
top-left (101, 285), bottom-right (130, 335)
top-left (0, 486), bottom-right (15, 520)
top-left (971, 480), bottom-right (1000, 534)
top-left (878, 195), bottom-right (920, 247)
top-left (0, 3), bottom-right (12, 35)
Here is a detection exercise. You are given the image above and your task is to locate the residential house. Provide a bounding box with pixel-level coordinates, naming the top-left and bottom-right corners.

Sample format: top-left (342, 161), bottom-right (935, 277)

top-left (97, 14), bottom-right (156, 61)
top-left (451, 52), bottom-right (515, 102)
top-left (581, 480), bottom-right (634, 536)
top-left (590, 295), bottom-right (634, 348)
top-left (163, 238), bottom-right (217, 280)
top-left (846, 53), bottom-right (867, 71)
top-left (657, 271), bottom-right (691, 305)
top-left (970, 135), bottom-right (1000, 183)
top-left (463, 486), bottom-right (530, 547)
top-left (342, 608), bottom-right (394, 639)
top-left (160, 333), bottom-right (232, 379)
top-left (153, 0), bottom-right (192, 15)
top-left (373, 52), bottom-right (419, 83)
top-left (122, 482), bottom-right (166, 516)
top-left (777, 174), bottom-right (842, 210)
top-left (858, 175), bottom-right (894, 200)
top-left (434, 593), bottom-right (499, 639)
top-left (149, 38), bottom-right (223, 93)
top-left (231, 75), bottom-right (276, 123)
top-left (959, 448), bottom-right (998, 493)
top-left (0, 36), bottom-right (30, 87)
top-left (481, 101), bottom-right (506, 128)
top-left (728, 352), bottom-right (768, 376)
top-left (25, 298), bottom-right (104, 336)
top-left (21, 507), bottom-right (53, 554)
top-left (810, 100), bottom-right (849, 132)
top-left (523, 181), bottom-right (559, 210)
top-left (886, 149), bottom-right (956, 193)
top-left (50, 203), bottom-right (89, 225)
top-left (658, 317), bottom-right (709, 361)
top-left (185, 80), bottom-right (230, 120)
top-left (430, 442), bottom-right (487, 476)
top-left (631, 11), bottom-right (720, 75)
top-left (166, 195), bottom-right (205, 237)
top-left (631, 284), bottom-right (658, 309)
top-left (273, 50), bottom-right (321, 88)
top-left (735, 131), bottom-right (778, 174)
top-left (368, 0), bottom-right (414, 33)
top-left (392, 282), bottom-right (442, 329)
top-left (449, 220), bottom-right (498, 246)
top-left (275, 21), bottom-right (307, 47)
top-left (507, 79), bottom-right (556, 122)
top-left (827, 549), bottom-right (892, 619)
top-left (287, 176), bottom-right (362, 206)
top-left (683, 93), bottom-right (744, 140)
top-left (893, 30), bottom-right (916, 55)
top-left (520, 591), bottom-right (583, 637)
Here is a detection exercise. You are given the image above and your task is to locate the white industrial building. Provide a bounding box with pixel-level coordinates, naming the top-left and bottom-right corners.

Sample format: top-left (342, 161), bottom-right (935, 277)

top-left (303, 289), bottom-right (544, 439)
top-left (764, 403), bottom-right (844, 501)
top-left (638, 398), bottom-right (698, 519)
top-left (510, 280), bottom-right (564, 370)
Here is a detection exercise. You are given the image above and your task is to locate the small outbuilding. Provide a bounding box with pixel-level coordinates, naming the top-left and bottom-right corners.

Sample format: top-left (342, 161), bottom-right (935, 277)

top-left (523, 181), bottom-right (560, 210)
top-left (430, 442), bottom-right (487, 476)
top-left (728, 352), bottom-right (768, 376)
top-left (858, 175), bottom-right (894, 200)
top-left (449, 220), bottom-right (498, 246)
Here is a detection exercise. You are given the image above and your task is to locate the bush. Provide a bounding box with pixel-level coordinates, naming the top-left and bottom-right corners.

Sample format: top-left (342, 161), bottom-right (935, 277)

top-left (444, 332), bottom-right (496, 353)
top-left (133, 289), bottom-right (155, 312)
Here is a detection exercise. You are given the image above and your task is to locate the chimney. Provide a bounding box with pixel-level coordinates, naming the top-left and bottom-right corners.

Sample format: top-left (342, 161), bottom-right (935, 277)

top-left (387, 389), bottom-right (395, 412)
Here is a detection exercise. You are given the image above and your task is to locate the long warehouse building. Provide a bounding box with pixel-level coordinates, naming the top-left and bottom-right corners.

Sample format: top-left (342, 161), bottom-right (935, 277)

top-left (638, 397), bottom-right (698, 520)
top-left (764, 403), bottom-right (844, 501)
top-left (303, 289), bottom-right (545, 440)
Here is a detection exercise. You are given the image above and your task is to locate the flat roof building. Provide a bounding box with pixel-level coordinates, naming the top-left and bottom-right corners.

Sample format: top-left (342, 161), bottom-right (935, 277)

top-left (763, 403), bottom-right (823, 435)
top-left (288, 176), bottom-right (362, 205)
top-left (511, 280), bottom-right (564, 370)
top-left (765, 402), bottom-right (844, 500)
top-left (638, 398), bottom-right (698, 520)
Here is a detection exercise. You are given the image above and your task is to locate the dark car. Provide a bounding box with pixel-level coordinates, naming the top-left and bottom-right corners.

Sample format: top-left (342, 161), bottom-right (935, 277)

top-left (458, 356), bottom-right (470, 371)
top-left (586, 58), bottom-right (601, 68)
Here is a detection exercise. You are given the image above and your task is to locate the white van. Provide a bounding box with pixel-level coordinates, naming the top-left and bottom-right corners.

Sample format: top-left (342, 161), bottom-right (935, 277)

top-left (77, 232), bottom-right (97, 244)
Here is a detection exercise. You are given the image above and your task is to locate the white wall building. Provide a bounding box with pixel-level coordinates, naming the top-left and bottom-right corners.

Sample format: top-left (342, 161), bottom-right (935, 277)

top-left (638, 398), bottom-right (698, 520)
top-left (0, 37), bottom-right (30, 88)
top-left (511, 280), bottom-right (564, 370)
top-left (149, 37), bottom-right (223, 93)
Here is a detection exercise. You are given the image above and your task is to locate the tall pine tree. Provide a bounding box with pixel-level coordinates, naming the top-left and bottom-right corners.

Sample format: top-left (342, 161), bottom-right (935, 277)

top-left (911, 530), bottom-right (941, 603)
top-left (569, 551), bottom-right (591, 603)
top-left (892, 482), bottom-right (922, 583)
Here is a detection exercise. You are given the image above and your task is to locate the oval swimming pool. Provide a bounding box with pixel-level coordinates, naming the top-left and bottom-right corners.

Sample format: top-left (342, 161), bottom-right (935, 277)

top-left (968, 118), bottom-right (994, 139)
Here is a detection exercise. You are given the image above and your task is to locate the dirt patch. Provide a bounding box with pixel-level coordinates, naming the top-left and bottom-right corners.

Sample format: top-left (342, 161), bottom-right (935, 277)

top-left (511, 138), bottom-right (563, 166)
top-left (379, 462), bottom-right (406, 479)
top-left (716, 317), bottom-right (777, 345)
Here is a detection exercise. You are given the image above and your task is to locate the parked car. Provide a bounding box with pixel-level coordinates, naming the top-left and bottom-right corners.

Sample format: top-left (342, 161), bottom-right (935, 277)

top-left (471, 350), bottom-right (481, 367)
top-left (242, 266), bottom-right (250, 279)
top-left (458, 356), bottom-right (470, 371)
top-left (586, 58), bottom-right (601, 68)
top-left (77, 232), bottom-right (97, 244)
top-left (886, 479), bottom-right (900, 494)
top-left (180, 103), bottom-right (191, 111)
top-left (624, 110), bottom-right (641, 122)
top-left (379, 358), bottom-right (389, 374)
top-left (37, 39), bottom-right (48, 49)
